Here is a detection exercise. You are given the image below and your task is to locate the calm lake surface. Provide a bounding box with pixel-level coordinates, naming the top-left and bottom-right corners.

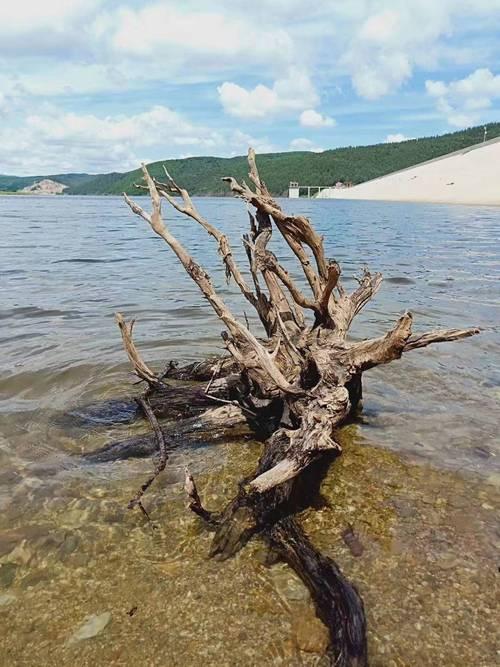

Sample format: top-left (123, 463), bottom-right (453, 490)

top-left (0, 195), bottom-right (499, 666)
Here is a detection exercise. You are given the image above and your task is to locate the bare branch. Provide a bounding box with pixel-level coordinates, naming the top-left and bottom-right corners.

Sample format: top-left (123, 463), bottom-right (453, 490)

top-left (223, 151), bottom-right (329, 297)
top-left (115, 312), bottom-right (162, 388)
top-left (273, 309), bottom-right (303, 366)
top-left (222, 176), bottom-right (254, 200)
top-left (346, 312), bottom-right (414, 371)
top-left (246, 207), bottom-right (306, 332)
top-left (247, 147), bottom-right (272, 199)
top-left (117, 148), bottom-right (480, 664)
top-left (350, 270), bottom-right (383, 317)
top-left (184, 468), bottom-right (220, 526)
top-left (403, 327), bottom-right (480, 351)
top-left (128, 396), bottom-right (169, 516)
top-left (330, 269), bottom-right (383, 337)
top-left (248, 386), bottom-right (347, 493)
top-left (124, 165), bottom-right (303, 397)
top-left (317, 261), bottom-right (341, 325)
top-left (259, 249), bottom-right (318, 312)
top-left (154, 177), bottom-right (261, 317)
top-left (123, 192), bottom-right (152, 224)
top-left (347, 318), bottom-right (480, 373)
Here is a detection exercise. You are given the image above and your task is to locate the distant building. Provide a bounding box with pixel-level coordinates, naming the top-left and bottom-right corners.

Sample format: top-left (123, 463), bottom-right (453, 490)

top-left (289, 181), bottom-right (331, 198)
top-left (289, 181), bottom-right (300, 198)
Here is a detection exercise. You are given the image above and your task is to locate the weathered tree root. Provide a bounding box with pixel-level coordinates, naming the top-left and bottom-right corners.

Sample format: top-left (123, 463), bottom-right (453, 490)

top-left (80, 404), bottom-right (248, 464)
top-left (127, 396), bottom-right (170, 518)
top-left (184, 468), bottom-right (220, 527)
top-left (60, 369), bottom-right (239, 430)
top-left (268, 518), bottom-right (367, 667)
top-left (182, 466), bottom-right (366, 665)
top-left (82, 148), bottom-right (479, 665)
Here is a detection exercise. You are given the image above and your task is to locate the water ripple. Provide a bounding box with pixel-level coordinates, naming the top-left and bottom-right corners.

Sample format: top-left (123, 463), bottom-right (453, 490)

top-left (0, 195), bottom-right (499, 477)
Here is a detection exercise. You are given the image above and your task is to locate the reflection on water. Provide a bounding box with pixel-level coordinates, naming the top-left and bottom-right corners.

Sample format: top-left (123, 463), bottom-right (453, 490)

top-left (0, 195), bottom-right (499, 665)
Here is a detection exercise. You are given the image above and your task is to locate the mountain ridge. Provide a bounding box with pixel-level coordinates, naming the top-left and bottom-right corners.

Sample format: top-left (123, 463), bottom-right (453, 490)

top-left (2, 122), bottom-right (499, 196)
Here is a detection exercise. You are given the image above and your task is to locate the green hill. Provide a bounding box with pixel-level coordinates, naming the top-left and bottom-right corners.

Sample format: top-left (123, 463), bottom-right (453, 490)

top-left (0, 172), bottom-right (95, 193)
top-left (2, 123), bottom-right (499, 196)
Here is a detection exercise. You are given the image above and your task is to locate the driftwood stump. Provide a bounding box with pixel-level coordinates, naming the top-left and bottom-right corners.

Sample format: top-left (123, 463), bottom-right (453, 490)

top-left (89, 149), bottom-right (478, 666)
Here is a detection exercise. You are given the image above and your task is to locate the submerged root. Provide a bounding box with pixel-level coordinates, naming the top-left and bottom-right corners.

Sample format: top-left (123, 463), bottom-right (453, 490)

top-left (127, 396), bottom-right (170, 518)
top-left (80, 404), bottom-right (248, 464)
top-left (62, 372), bottom-right (240, 430)
top-left (76, 148), bottom-right (479, 665)
top-left (269, 518), bottom-right (367, 667)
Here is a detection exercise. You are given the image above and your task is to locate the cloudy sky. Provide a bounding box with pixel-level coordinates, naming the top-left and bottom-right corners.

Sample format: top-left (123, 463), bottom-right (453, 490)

top-left (1, 0), bottom-right (500, 174)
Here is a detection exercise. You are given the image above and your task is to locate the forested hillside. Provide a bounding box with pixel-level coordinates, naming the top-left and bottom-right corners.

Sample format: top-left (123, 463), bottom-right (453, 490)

top-left (2, 123), bottom-right (499, 196)
top-left (0, 173), bottom-right (95, 193)
top-left (68, 122), bottom-right (500, 195)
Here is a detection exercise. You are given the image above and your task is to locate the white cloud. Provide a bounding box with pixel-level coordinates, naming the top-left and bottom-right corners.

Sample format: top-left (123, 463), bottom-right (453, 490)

top-left (426, 68), bottom-right (500, 126)
top-left (358, 9), bottom-right (400, 43)
top-left (0, 2), bottom-right (296, 88)
top-left (452, 68), bottom-right (500, 97)
top-left (289, 138), bottom-right (324, 153)
top-left (2, 1), bottom-right (500, 97)
top-left (299, 109), bottom-right (335, 128)
top-left (229, 130), bottom-right (276, 155)
top-left (343, 4), bottom-right (452, 100)
top-left (385, 134), bottom-right (410, 143)
top-left (218, 68), bottom-right (318, 119)
top-left (425, 80), bottom-right (448, 98)
top-left (0, 82), bottom-right (25, 117)
top-left (2, 0), bottom-right (500, 173)
top-left (0, 0), bottom-right (102, 56)
top-left (0, 104), bottom-right (276, 174)
top-left (341, 2), bottom-right (500, 100)
top-left (0, 105), bottom-right (214, 173)
top-left (108, 4), bottom-right (293, 68)
top-left (0, 93), bottom-right (8, 115)
top-left (0, 64), bottom-right (129, 98)
top-left (0, 0), bottom-right (99, 34)
top-left (0, 92), bottom-right (14, 116)
top-left (25, 106), bottom-right (201, 146)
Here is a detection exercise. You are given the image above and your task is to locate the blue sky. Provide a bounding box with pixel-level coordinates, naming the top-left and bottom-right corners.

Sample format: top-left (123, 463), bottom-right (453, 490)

top-left (1, 0), bottom-right (500, 174)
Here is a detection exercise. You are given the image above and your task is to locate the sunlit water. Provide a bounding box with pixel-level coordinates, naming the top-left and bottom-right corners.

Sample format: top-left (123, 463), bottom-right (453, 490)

top-left (0, 195), bottom-right (498, 666)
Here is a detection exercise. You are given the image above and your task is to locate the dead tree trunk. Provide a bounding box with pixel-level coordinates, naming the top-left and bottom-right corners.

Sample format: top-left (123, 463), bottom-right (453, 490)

top-left (100, 149), bottom-right (479, 665)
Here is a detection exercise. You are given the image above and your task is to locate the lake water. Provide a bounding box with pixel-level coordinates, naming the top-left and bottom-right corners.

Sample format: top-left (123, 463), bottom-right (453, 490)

top-left (0, 195), bottom-right (499, 666)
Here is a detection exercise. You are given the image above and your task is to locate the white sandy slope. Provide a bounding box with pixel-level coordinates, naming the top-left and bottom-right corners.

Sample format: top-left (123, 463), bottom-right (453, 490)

top-left (21, 179), bottom-right (67, 195)
top-left (317, 137), bottom-right (500, 206)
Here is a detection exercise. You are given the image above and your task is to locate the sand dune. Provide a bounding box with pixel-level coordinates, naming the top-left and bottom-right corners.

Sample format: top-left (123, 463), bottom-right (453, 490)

top-left (317, 137), bottom-right (500, 205)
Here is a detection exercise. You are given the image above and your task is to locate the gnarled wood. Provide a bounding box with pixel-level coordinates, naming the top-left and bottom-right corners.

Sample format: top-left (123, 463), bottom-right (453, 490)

top-left (128, 395), bottom-right (169, 517)
top-left (81, 404), bottom-right (248, 464)
top-left (269, 518), bottom-right (367, 667)
top-left (116, 312), bottom-right (162, 388)
top-left (97, 148), bottom-right (481, 665)
top-left (63, 373), bottom-right (239, 430)
top-left (124, 170), bottom-right (301, 398)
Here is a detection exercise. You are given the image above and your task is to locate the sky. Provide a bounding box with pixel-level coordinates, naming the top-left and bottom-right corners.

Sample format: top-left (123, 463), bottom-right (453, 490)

top-left (1, 0), bottom-right (500, 175)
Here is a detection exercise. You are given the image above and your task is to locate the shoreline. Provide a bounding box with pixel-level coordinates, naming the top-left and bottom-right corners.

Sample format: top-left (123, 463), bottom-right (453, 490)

top-left (3, 192), bottom-right (500, 207)
top-left (324, 194), bottom-right (500, 207)
top-left (319, 136), bottom-right (500, 207)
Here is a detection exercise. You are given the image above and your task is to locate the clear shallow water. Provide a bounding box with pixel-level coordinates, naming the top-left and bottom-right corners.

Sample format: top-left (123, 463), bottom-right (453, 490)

top-left (1, 195), bottom-right (499, 475)
top-left (0, 195), bottom-right (499, 666)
